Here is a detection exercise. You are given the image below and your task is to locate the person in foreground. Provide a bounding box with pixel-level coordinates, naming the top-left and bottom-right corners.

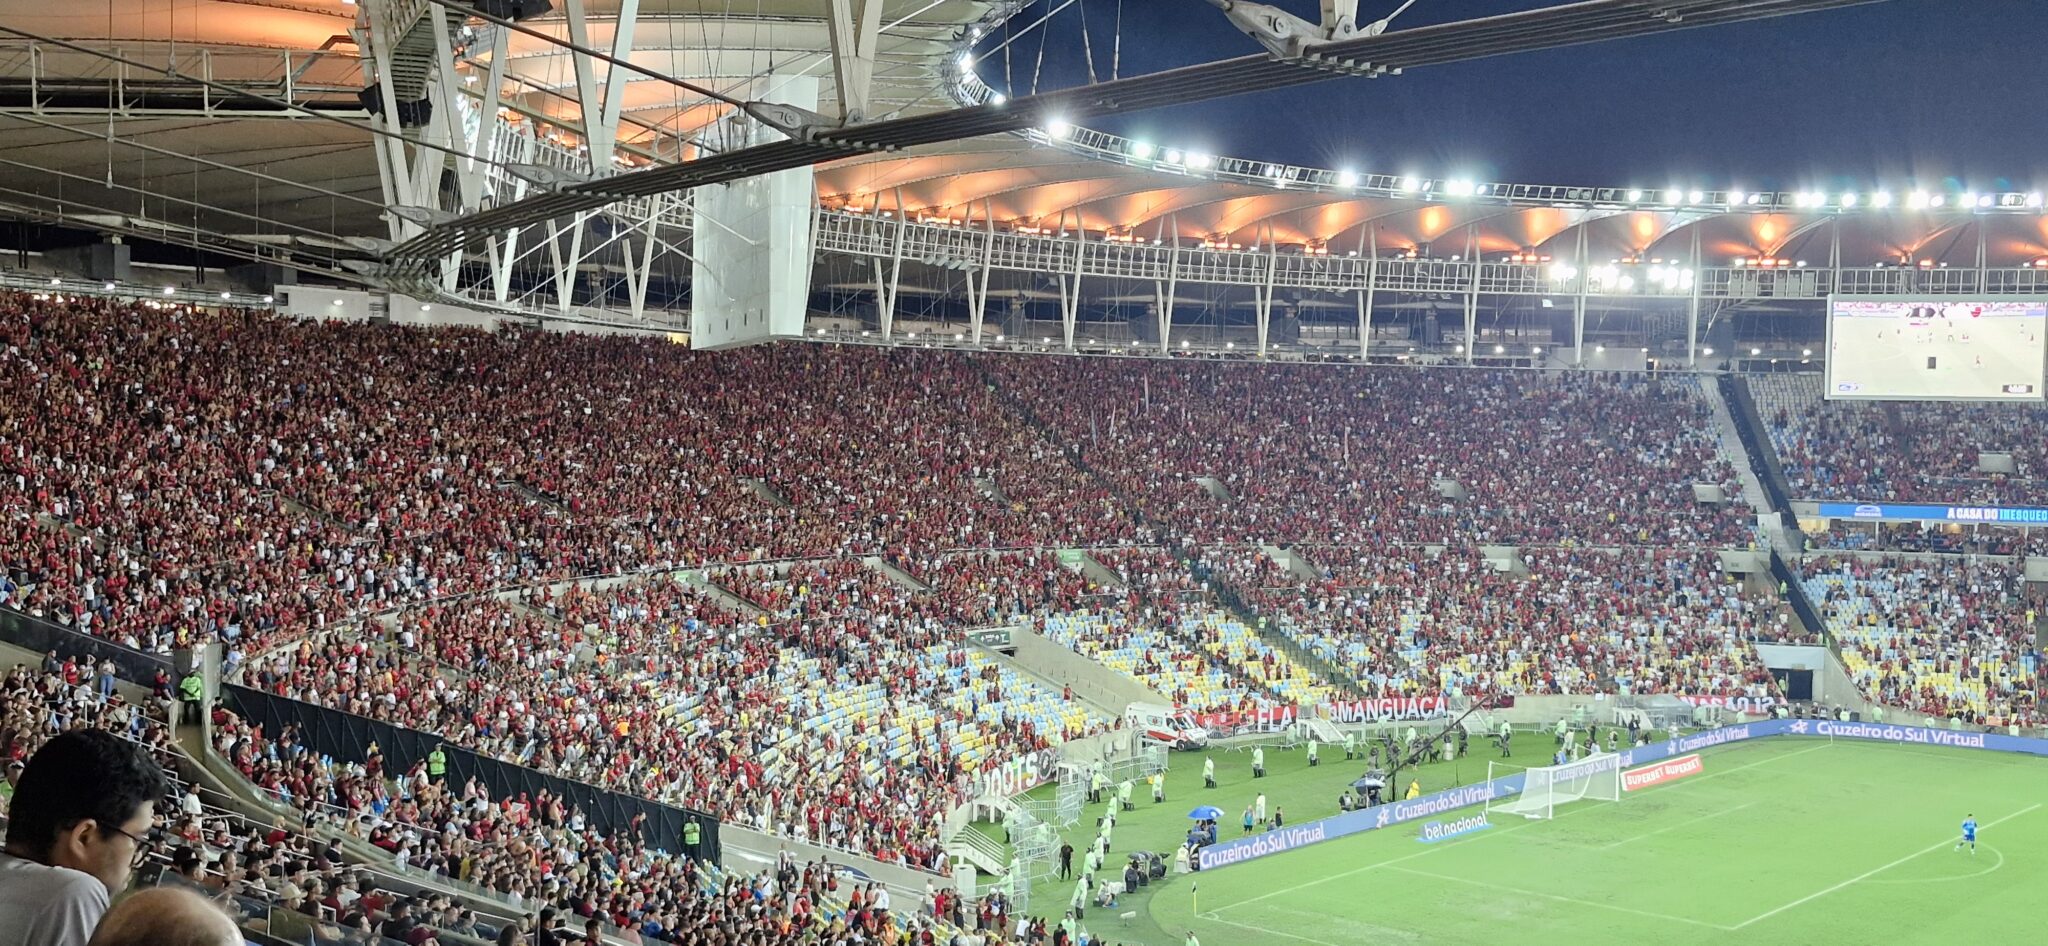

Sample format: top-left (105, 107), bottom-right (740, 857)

top-left (84, 887), bottom-right (242, 946)
top-left (0, 730), bottom-right (169, 946)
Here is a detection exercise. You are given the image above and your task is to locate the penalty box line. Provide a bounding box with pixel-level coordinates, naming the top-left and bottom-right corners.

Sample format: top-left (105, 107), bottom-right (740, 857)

top-left (1205, 742), bottom-right (1833, 918)
top-left (1730, 802), bottom-right (2042, 930)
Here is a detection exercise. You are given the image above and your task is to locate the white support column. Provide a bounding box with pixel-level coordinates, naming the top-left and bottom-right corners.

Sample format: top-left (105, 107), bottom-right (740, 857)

top-left (826, 0), bottom-right (885, 124)
top-left (1059, 238), bottom-right (1085, 350)
top-left (488, 132), bottom-right (534, 304)
top-left (872, 258), bottom-right (894, 338)
top-left (1829, 215), bottom-right (1842, 297)
top-left (1360, 226), bottom-right (1376, 359)
top-left (626, 204), bottom-right (659, 320)
top-left (1257, 243), bottom-right (1278, 356)
top-left (880, 199), bottom-right (907, 339)
top-left (968, 217), bottom-right (994, 343)
top-left (563, 0), bottom-right (638, 171)
top-left (1156, 239), bottom-right (1181, 353)
top-left (1976, 219), bottom-right (1988, 289)
top-left (1687, 228), bottom-right (1703, 367)
top-left (547, 212), bottom-right (588, 313)
top-left (1463, 227), bottom-right (1480, 365)
top-left (1573, 225), bottom-right (1589, 365)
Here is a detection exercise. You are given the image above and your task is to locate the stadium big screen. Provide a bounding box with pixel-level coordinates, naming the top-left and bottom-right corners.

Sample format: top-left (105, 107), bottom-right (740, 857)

top-left (1825, 296), bottom-right (2048, 400)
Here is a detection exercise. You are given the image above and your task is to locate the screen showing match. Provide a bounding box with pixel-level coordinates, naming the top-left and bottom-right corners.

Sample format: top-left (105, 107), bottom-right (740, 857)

top-left (1825, 297), bottom-right (2048, 401)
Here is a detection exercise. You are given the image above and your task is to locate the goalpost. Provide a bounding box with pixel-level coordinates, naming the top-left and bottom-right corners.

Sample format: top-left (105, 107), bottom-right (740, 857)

top-left (1486, 752), bottom-right (1624, 820)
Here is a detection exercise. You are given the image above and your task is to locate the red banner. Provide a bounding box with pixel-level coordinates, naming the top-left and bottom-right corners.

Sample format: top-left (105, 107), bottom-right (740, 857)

top-left (1623, 753), bottom-right (1704, 792)
top-left (1190, 705), bottom-right (1300, 736)
top-left (1675, 694), bottom-right (1778, 716)
top-left (1322, 696), bottom-right (1450, 724)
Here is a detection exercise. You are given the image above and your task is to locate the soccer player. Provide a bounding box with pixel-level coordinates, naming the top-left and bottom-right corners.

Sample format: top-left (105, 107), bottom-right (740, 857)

top-left (1956, 814), bottom-right (1978, 854)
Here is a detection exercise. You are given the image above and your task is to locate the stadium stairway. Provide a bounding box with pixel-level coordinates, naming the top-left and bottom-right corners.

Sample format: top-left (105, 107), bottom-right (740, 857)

top-left (1699, 375), bottom-right (1787, 551)
top-left (1070, 549), bottom-right (1128, 589)
top-left (866, 555), bottom-right (934, 593)
top-left (741, 476), bottom-right (792, 507)
top-left (1720, 376), bottom-right (1805, 548)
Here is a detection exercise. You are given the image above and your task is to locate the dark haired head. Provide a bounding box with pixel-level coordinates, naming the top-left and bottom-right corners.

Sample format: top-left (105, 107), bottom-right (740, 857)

top-left (4, 729), bottom-right (168, 892)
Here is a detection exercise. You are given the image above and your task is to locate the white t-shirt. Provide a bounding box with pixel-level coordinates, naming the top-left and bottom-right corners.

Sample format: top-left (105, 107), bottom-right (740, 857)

top-left (0, 853), bottom-right (109, 946)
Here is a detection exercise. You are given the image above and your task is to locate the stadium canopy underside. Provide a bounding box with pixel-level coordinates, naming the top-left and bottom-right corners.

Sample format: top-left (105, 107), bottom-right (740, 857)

top-left (4, 0), bottom-right (2044, 360)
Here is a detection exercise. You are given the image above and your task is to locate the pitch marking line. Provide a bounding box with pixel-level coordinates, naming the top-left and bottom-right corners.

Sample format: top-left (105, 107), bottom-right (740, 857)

top-left (1195, 913), bottom-right (1342, 946)
top-left (1598, 800), bottom-right (1759, 850)
top-left (1731, 803), bottom-right (2042, 930)
top-left (1863, 845), bottom-right (2006, 885)
top-left (1206, 742), bottom-right (1831, 916)
top-left (1382, 864), bottom-right (1732, 930)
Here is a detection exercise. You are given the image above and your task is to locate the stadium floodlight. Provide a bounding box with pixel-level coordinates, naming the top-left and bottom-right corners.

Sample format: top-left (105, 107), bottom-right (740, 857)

top-left (1041, 337), bottom-right (1050, 344)
top-left (1626, 189), bottom-right (1643, 202)
top-left (1688, 190), bottom-right (1704, 204)
top-left (220, 291), bottom-right (232, 300)
top-left (1595, 345), bottom-right (1606, 353)
top-left (1337, 170), bottom-right (1360, 188)
top-left (989, 93), bottom-right (1007, 106)
top-left (1802, 348), bottom-right (1813, 357)
top-left (1663, 188), bottom-right (1682, 203)
top-left (1703, 347), bottom-right (1714, 356)
top-left (1907, 190), bottom-right (1930, 209)
top-left (1872, 190), bottom-right (1893, 208)
top-left (1978, 194), bottom-right (1995, 208)
top-left (2030, 193), bottom-right (2045, 208)
top-left (1225, 342), bottom-right (1235, 349)
top-left (1493, 344), bottom-right (1505, 354)
top-left (956, 53), bottom-right (974, 69)
top-left (1131, 141), bottom-right (1155, 159)
top-left (1930, 194), bottom-right (1947, 207)
top-left (1750, 347), bottom-right (1761, 356)
top-left (420, 304), bottom-right (432, 311)
top-left (1531, 346), bottom-right (1542, 355)
top-left (1961, 192), bottom-right (1978, 208)
top-left (1795, 260), bottom-right (1807, 268)
top-left (1840, 192), bottom-right (1859, 207)
top-left (1727, 191), bottom-right (1744, 205)
top-left (1548, 263), bottom-right (1577, 282)
top-left (1164, 149), bottom-right (1184, 164)
top-left (48, 277), bottom-right (59, 286)
top-left (1487, 753), bottom-right (1623, 820)
top-left (907, 332), bottom-right (917, 339)
top-left (1454, 345), bottom-right (1465, 353)
top-left (954, 333), bottom-right (964, 341)
top-left (1397, 177), bottom-right (1420, 193)
top-left (262, 295), bottom-right (273, 303)
top-left (164, 287), bottom-right (177, 296)
top-left (1182, 340), bottom-right (1190, 347)
top-left (1446, 179), bottom-right (1475, 197)
top-left (1046, 118), bottom-right (1073, 139)
top-left (815, 328), bottom-right (827, 336)
top-left (1188, 153), bottom-right (1213, 169)
top-left (995, 334), bottom-right (1005, 342)
top-left (103, 282), bottom-right (116, 291)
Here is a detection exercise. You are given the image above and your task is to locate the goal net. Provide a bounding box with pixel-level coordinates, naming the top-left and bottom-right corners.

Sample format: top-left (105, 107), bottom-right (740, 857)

top-left (1486, 752), bottom-right (1623, 820)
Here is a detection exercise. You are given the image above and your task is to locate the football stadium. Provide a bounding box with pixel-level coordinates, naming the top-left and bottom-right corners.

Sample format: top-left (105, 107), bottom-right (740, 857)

top-left (0, 1), bottom-right (2044, 945)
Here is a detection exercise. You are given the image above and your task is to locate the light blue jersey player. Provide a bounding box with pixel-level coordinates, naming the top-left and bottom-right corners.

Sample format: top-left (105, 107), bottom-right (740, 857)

top-left (1955, 814), bottom-right (1978, 854)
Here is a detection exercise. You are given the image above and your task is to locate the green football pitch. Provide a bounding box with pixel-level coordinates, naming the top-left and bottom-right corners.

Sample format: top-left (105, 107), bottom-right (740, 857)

top-left (996, 736), bottom-right (2047, 946)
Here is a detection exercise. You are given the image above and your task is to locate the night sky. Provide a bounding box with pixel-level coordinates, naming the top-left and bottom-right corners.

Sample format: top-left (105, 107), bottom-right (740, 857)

top-left (972, 0), bottom-right (2044, 192)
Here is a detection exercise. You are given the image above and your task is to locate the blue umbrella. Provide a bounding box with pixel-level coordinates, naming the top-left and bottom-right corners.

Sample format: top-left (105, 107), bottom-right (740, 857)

top-left (1187, 805), bottom-right (1225, 821)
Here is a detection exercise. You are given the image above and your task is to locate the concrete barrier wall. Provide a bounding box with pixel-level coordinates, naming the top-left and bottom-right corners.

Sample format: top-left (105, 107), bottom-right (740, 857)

top-left (718, 822), bottom-right (947, 898)
top-left (1008, 620), bottom-right (1168, 712)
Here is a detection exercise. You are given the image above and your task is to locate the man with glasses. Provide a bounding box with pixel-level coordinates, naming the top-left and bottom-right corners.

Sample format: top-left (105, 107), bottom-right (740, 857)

top-left (0, 729), bottom-right (168, 946)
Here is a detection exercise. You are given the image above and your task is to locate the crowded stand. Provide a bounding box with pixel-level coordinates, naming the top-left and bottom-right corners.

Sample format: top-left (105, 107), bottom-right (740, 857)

top-left (23, 289), bottom-right (2048, 946)
top-left (1034, 548), bottom-right (1335, 711)
top-left (1220, 544), bottom-right (1787, 700)
top-left (1751, 373), bottom-right (2048, 505)
top-left (247, 567), bottom-right (1107, 870)
top-left (984, 359), bottom-right (1753, 547)
top-left (209, 704), bottom-right (1026, 946)
top-left (1801, 555), bottom-right (2042, 726)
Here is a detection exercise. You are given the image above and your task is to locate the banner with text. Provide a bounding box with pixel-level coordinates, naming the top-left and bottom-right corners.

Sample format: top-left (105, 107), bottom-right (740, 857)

top-left (1622, 754), bottom-right (1704, 792)
top-left (1323, 696), bottom-right (1450, 723)
top-left (1816, 502), bottom-right (2048, 525)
